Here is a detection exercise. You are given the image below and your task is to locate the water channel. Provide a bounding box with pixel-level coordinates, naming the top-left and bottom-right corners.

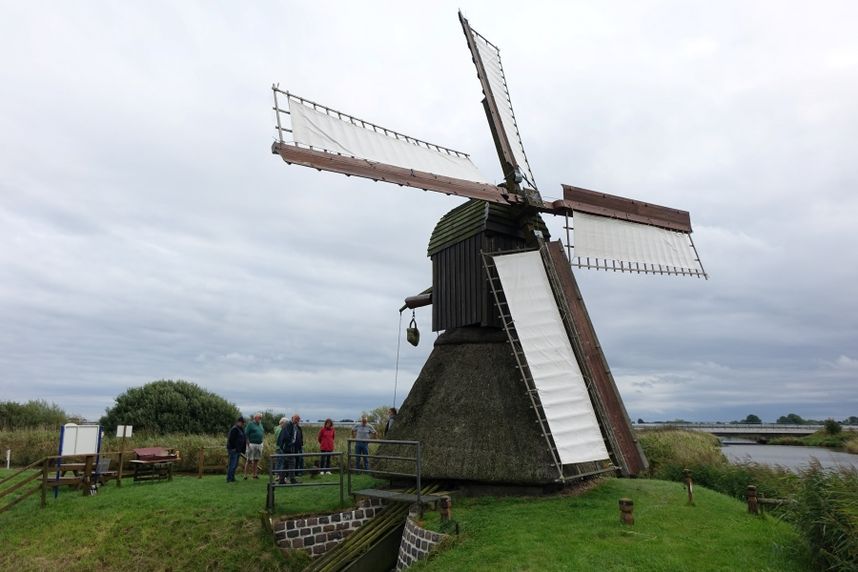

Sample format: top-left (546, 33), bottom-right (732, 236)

top-left (720, 441), bottom-right (858, 471)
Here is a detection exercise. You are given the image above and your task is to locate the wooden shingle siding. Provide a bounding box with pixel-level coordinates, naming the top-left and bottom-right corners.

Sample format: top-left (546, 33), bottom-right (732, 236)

top-left (429, 201), bottom-right (550, 332)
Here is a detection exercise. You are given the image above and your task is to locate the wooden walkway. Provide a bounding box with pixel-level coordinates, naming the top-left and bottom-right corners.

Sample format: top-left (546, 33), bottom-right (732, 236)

top-left (352, 488), bottom-right (442, 505)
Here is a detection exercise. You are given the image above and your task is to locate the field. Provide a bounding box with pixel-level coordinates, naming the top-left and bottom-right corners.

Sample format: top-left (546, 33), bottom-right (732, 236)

top-left (0, 468), bottom-right (810, 571)
top-left (417, 478), bottom-right (809, 571)
top-left (0, 469), bottom-right (378, 571)
top-left (3, 428), bottom-right (852, 570)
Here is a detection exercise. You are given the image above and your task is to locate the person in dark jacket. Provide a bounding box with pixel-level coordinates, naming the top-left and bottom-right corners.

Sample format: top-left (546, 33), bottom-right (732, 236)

top-left (226, 416), bottom-right (246, 483)
top-left (277, 414), bottom-right (304, 484)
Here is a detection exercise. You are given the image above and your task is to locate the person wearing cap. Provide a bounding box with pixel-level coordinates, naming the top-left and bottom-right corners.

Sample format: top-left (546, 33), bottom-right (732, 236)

top-left (226, 416), bottom-right (246, 483)
top-left (243, 413), bottom-right (265, 479)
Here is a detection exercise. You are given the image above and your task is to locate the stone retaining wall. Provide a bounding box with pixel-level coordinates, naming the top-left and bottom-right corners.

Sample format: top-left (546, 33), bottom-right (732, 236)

top-left (274, 499), bottom-right (384, 558)
top-left (395, 509), bottom-right (449, 570)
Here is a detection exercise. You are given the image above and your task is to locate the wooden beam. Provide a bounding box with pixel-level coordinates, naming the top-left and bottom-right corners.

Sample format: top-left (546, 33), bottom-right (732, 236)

top-left (272, 142), bottom-right (515, 206)
top-left (553, 184), bottom-right (692, 233)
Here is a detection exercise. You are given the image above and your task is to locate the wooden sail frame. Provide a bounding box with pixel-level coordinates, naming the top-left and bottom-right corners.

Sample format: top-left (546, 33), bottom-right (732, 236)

top-left (459, 11), bottom-right (541, 204)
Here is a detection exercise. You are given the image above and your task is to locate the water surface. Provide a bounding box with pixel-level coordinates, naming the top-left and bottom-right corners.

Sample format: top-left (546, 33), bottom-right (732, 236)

top-left (721, 443), bottom-right (858, 471)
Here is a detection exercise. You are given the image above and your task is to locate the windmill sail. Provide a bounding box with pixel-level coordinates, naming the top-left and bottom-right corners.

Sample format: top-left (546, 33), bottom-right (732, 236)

top-left (492, 250), bottom-right (611, 465)
top-left (572, 211), bottom-right (704, 274)
top-left (286, 94), bottom-right (489, 183)
top-left (558, 184), bottom-right (707, 278)
top-left (459, 13), bottom-right (538, 195)
top-left (272, 89), bottom-right (514, 204)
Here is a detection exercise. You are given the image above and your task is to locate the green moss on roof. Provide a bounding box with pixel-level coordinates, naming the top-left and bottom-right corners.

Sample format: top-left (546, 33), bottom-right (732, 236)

top-left (427, 200), bottom-right (550, 256)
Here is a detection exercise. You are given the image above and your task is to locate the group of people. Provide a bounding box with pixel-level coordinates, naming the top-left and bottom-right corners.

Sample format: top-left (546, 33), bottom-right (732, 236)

top-left (225, 408), bottom-right (397, 483)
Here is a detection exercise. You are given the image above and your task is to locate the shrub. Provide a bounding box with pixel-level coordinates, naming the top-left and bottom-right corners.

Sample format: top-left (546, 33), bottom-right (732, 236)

top-left (0, 400), bottom-right (69, 431)
top-left (100, 380), bottom-right (240, 435)
top-left (785, 462), bottom-right (858, 571)
top-left (825, 418), bottom-right (843, 435)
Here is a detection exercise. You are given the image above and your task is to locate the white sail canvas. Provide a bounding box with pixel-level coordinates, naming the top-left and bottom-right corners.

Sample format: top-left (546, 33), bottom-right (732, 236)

top-left (493, 250), bottom-right (610, 466)
top-left (573, 210), bottom-right (702, 272)
top-left (287, 97), bottom-right (490, 184)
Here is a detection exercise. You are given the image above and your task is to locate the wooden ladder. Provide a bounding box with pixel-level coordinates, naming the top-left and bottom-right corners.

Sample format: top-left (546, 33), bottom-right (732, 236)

top-left (481, 251), bottom-right (565, 481)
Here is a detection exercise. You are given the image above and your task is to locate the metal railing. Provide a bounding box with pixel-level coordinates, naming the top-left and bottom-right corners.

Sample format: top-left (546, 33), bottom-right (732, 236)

top-left (346, 438), bottom-right (424, 504)
top-left (266, 451), bottom-right (344, 511)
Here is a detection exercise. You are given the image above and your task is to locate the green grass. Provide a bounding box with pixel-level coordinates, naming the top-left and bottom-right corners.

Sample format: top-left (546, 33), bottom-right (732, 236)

top-left (770, 429), bottom-right (858, 451)
top-left (0, 469), bottom-right (378, 572)
top-left (415, 479), bottom-right (810, 572)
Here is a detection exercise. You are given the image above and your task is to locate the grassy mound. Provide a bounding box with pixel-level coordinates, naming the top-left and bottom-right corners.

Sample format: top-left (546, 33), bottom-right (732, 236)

top-left (639, 429), bottom-right (858, 571)
top-left (416, 479), bottom-right (809, 571)
top-left (0, 470), bottom-right (377, 572)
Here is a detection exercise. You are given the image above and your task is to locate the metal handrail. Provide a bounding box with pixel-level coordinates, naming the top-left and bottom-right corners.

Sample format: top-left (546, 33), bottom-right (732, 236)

top-left (266, 451), bottom-right (344, 512)
top-left (346, 438), bottom-right (424, 505)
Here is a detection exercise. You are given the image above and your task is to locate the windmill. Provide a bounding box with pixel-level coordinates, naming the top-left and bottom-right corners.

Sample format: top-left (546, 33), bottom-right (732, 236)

top-left (271, 12), bottom-right (706, 486)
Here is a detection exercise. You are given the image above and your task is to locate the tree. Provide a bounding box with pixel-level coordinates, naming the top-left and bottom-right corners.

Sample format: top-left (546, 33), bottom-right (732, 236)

top-left (823, 418), bottom-right (842, 435)
top-left (361, 404), bottom-right (393, 435)
top-left (257, 409), bottom-right (287, 433)
top-left (777, 413), bottom-right (806, 425)
top-left (0, 399), bottom-right (69, 430)
top-left (741, 414), bottom-right (762, 424)
top-left (100, 380), bottom-right (240, 435)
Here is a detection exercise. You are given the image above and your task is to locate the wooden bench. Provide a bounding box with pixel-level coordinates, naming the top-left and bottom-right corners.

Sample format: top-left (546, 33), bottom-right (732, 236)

top-left (131, 448), bottom-right (179, 483)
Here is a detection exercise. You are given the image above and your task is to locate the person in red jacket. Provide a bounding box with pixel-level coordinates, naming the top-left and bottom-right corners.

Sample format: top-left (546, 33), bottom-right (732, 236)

top-left (317, 418), bottom-right (335, 475)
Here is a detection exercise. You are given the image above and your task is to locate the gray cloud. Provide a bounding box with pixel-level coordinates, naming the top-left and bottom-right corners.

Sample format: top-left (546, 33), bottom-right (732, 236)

top-left (1, 1), bottom-right (856, 424)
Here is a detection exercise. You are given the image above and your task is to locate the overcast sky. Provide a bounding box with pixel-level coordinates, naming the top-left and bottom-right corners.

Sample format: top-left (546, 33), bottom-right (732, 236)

top-left (2, 1), bottom-right (856, 424)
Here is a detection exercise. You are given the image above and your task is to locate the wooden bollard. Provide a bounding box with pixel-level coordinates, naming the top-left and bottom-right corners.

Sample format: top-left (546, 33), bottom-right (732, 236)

top-left (684, 468), bottom-right (694, 505)
top-left (439, 495), bottom-right (452, 522)
top-left (746, 485), bottom-right (759, 514)
top-left (619, 498), bottom-right (634, 525)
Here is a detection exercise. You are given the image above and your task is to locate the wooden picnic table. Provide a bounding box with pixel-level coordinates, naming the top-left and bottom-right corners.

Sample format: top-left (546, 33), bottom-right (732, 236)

top-left (129, 459), bottom-right (175, 482)
top-left (130, 448), bottom-right (179, 483)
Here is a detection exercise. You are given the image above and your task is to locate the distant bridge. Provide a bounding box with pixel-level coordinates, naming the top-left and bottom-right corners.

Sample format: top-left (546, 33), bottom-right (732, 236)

top-left (633, 423), bottom-right (857, 438)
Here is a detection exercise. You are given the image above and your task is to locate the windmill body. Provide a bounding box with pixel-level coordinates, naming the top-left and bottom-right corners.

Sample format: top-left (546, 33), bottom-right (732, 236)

top-left (271, 13), bottom-right (706, 485)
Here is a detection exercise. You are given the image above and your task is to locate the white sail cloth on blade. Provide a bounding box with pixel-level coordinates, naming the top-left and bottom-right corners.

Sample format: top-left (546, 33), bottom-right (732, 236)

top-left (573, 211), bottom-right (702, 272)
top-left (493, 251), bottom-right (610, 466)
top-left (470, 33), bottom-right (536, 188)
top-left (287, 97), bottom-right (490, 183)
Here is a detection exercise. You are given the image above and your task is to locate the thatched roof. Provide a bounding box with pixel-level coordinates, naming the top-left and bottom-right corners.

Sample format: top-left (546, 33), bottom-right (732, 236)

top-left (381, 326), bottom-right (598, 485)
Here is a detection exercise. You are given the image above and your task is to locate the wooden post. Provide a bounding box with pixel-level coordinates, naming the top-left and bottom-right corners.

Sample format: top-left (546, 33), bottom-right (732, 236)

top-left (40, 458), bottom-right (47, 508)
top-left (82, 455), bottom-right (94, 496)
top-left (439, 495), bottom-right (452, 523)
top-left (619, 498), bottom-right (634, 525)
top-left (746, 485), bottom-right (759, 515)
top-left (117, 428), bottom-right (127, 488)
top-left (198, 448), bottom-right (205, 479)
top-left (684, 468), bottom-right (694, 505)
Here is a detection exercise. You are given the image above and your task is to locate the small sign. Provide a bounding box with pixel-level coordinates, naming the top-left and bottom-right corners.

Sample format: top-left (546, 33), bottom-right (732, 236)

top-left (116, 425), bottom-right (133, 438)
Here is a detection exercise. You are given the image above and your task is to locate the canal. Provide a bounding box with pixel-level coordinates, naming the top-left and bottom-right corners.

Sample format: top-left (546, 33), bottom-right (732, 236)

top-left (721, 441), bottom-right (858, 471)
